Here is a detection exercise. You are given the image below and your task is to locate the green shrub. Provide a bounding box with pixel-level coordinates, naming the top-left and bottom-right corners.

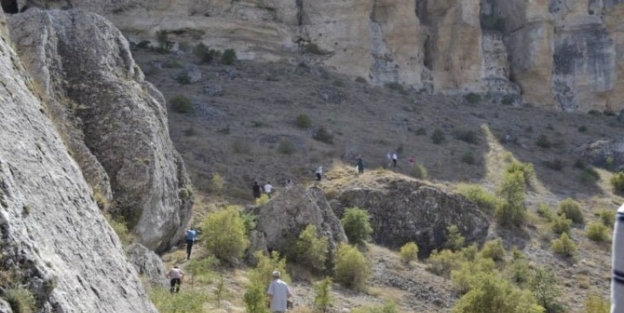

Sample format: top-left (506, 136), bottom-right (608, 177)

top-left (333, 244), bottom-right (371, 292)
top-left (583, 294), bottom-right (610, 313)
top-left (536, 134), bottom-right (551, 149)
top-left (445, 225), bottom-right (465, 252)
top-left (544, 158), bottom-right (564, 171)
top-left (410, 163), bottom-right (428, 179)
top-left (249, 251), bottom-right (290, 287)
top-left (461, 151), bottom-right (476, 164)
top-left (415, 127), bottom-right (427, 136)
top-left (211, 172), bottom-right (224, 192)
top-left (314, 277), bottom-right (333, 312)
top-left (496, 171), bottom-right (527, 227)
top-left (313, 127), bottom-right (334, 144)
top-left (451, 273), bottom-right (543, 313)
top-left (479, 238), bottom-right (505, 262)
top-left (505, 257), bottom-right (531, 287)
top-left (256, 194), bottom-right (270, 205)
top-left (578, 125), bottom-right (588, 133)
top-left (600, 209), bottom-right (616, 228)
top-left (427, 249), bottom-right (464, 278)
top-left (187, 256), bottom-right (219, 284)
top-left (277, 140), bottom-right (296, 155)
top-left (155, 30), bottom-right (172, 53)
top-left (551, 233), bottom-right (577, 257)
top-left (221, 49), bottom-right (237, 65)
top-left (454, 129), bottom-right (480, 144)
top-left (293, 225), bottom-right (329, 272)
top-left (175, 72), bottom-right (191, 85)
top-left (451, 257), bottom-right (496, 294)
top-left (529, 268), bottom-right (564, 313)
top-left (611, 172), bottom-right (624, 193)
top-left (170, 95), bottom-right (193, 113)
top-left (4, 287), bottom-right (36, 313)
top-left (341, 207), bottom-right (373, 245)
top-left (550, 215), bottom-right (571, 235)
top-left (506, 161), bottom-right (535, 187)
top-left (193, 43), bottom-right (220, 64)
top-left (399, 242), bottom-right (419, 265)
top-left (537, 203), bottom-right (555, 222)
top-left (557, 198), bottom-right (584, 224)
top-left (464, 93), bottom-right (481, 104)
top-left (105, 214), bottom-right (133, 246)
top-left (296, 113), bottom-right (312, 129)
top-left (457, 184), bottom-right (499, 215)
top-left (201, 206), bottom-right (250, 261)
top-left (586, 221), bottom-right (608, 242)
top-left (580, 167), bottom-right (600, 183)
top-left (431, 128), bottom-right (446, 144)
top-left (243, 280), bottom-right (269, 313)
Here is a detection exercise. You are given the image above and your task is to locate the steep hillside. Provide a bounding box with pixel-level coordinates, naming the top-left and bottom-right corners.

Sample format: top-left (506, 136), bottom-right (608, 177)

top-left (7, 0), bottom-right (624, 112)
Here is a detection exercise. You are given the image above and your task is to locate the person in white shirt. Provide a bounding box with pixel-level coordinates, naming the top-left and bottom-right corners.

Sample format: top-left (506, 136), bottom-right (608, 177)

top-left (264, 182), bottom-right (274, 198)
top-left (267, 271), bottom-right (292, 313)
top-left (166, 265), bottom-right (184, 293)
top-left (315, 166), bottom-right (323, 181)
top-left (392, 152), bottom-right (398, 167)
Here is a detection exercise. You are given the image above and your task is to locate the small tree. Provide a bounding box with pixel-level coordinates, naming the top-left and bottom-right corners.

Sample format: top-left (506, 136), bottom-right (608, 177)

top-left (341, 207), bottom-right (373, 245)
top-left (221, 49), bottom-right (237, 65)
top-left (399, 242), bottom-right (419, 265)
top-left (201, 206), bottom-right (249, 261)
top-left (296, 113), bottom-right (312, 129)
top-left (314, 277), bottom-right (333, 313)
top-left (445, 225), bottom-right (466, 252)
top-left (333, 244), bottom-right (371, 292)
top-left (293, 225), bottom-right (329, 272)
top-left (155, 30), bottom-right (172, 53)
top-left (243, 280), bottom-right (268, 313)
top-left (529, 268), bottom-right (564, 313)
top-left (496, 171), bottom-right (527, 227)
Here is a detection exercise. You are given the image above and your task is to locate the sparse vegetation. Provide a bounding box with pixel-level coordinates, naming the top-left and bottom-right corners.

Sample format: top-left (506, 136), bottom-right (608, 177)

top-left (410, 163), bottom-right (428, 179)
top-left (211, 173), bottom-right (225, 192)
top-left (463, 93), bottom-right (481, 105)
top-left (557, 198), bottom-right (584, 224)
top-left (461, 150), bottom-right (476, 164)
top-left (431, 129), bottom-right (446, 144)
top-left (529, 268), bottom-right (564, 313)
top-left (296, 113), bottom-right (312, 129)
top-left (256, 194), bottom-right (270, 205)
top-left (506, 161), bottom-right (535, 188)
top-left (293, 225), bottom-right (329, 272)
top-left (277, 140), bottom-right (296, 155)
top-left (445, 225), bottom-right (465, 252)
top-left (314, 277), bottom-right (333, 312)
top-left (537, 203), bottom-right (555, 222)
top-left (586, 221), bottom-right (608, 242)
top-left (427, 249), bottom-right (464, 278)
top-left (105, 214), bottom-right (133, 246)
top-left (4, 287), bottom-right (36, 313)
top-left (313, 127), bottom-right (334, 144)
top-left (551, 233), bottom-right (577, 257)
top-left (355, 77), bottom-right (367, 84)
top-left (155, 30), bottom-right (172, 53)
top-left (170, 95), bottom-right (193, 113)
top-left (479, 238), bottom-right (505, 262)
top-left (384, 82), bottom-right (407, 94)
top-left (600, 209), bottom-right (616, 228)
top-left (550, 215), bottom-right (571, 235)
top-left (399, 242), bottom-right (419, 265)
top-left (194, 43), bottom-right (220, 64)
top-left (544, 158), bottom-right (564, 171)
top-left (583, 294), bottom-right (610, 313)
top-left (454, 129), bottom-right (479, 144)
top-left (341, 207), bottom-right (373, 245)
top-left (221, 49), bottom-right (237, 65)
top-left (175, 72), bottom-right (191, 85)
top-left (579, 167), bottom-right (600, 183)
top-left (496, 171), bottom-right (527, 227)
top-left (333, 244), bottom-right (371, 292)
top-left (201, 206), bottom-right (250, 261)
top-left (611, 171), bottom-right (624, 193)
top-left (304, 43), bottom-right (325, 55)
top-left (536, 134), bottom-right (551, 149)
top-left (457, 184), bottom-right (499, 215)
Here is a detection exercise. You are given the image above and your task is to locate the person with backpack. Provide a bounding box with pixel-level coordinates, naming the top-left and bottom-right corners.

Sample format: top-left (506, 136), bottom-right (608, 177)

top-left (185, 227), bottom-right (197, 260)
top-left (166, 265), bottom-right (185, 293)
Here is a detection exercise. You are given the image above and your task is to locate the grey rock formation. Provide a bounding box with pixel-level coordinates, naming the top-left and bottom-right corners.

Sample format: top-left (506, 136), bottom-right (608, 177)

top-left (8, 9), bottom-right (193, 252)
top-left (245, 185), bottom-right (347, 260)
top-left (576, 140), bottom-right (624, 171)
top-left (0, 10), bottom-right (157, 312)
top-left (334, 177), bottom-right (489, 256)
top-left (0, 299), bottom-right (11, 313)
top-left (127, 243), bottom-right (168, 287)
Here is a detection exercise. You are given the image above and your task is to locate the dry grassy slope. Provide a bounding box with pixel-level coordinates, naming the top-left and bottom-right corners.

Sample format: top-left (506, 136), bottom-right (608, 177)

top-left (133, 48), bottom-right (623, 312)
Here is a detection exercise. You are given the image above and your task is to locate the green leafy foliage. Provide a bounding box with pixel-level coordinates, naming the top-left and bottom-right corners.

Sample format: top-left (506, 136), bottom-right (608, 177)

top-left (426, 249), bottom-right (464, 278)
top-left (600, 209), bottom-right (616, 228)
top-left (293, 225), bottom-right (329, 272)
top-left (506, 161), bottom-right (535, 187)
top-left (201, 206), bottom-right (250, 261)
top-left (333, 244), bottom-right (371, 292)
top-left (221, 49), bottom-right (237, 65)
top-left (583, 294), bottom-right (610, 313)
top-left (410, 163), bottom-right (428, 179)
top-left (479, 238), bottom-right (505, 262)
top-left (296, 113), bottom-right (312, 129)
top-left (611, 172), bottom-right (624, 193)
top-left (529, 268), bottom-right (564, 313)
top-left (557, 198), bottom-right (584, 224)
top-left (341, 207), bottom-right (373, 245)
top-left (170, 95), bottom-right (193, 113)
top-left (149, 287), bottom-right (209, 313)
top-left (550, 215), bottom-right (572, 235)
top-left (457, 184), bottom-right (500, 215)
top-left (550, 233), bottom-right (577, 257)
top-left (399, 242), bottom-right (419, 265)
top-left (445, 225), bottom-right (466, 252)
top-left (313, 127), bottom-right (334, 144)
top-left (314, 277), bottom-right (333, 312)
top-left (496, 171), bottom-right (527, 227)
top-left (4, 288), bottom-right (36, 313)
top-left (586, 221), bottom-right (608, 242)
top-left (431, 128), bottom-right (446, 144)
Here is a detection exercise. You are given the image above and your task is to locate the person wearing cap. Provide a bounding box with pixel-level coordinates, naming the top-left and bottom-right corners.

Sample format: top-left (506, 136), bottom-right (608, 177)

top-left (267, 270), bottom-right (292, 313)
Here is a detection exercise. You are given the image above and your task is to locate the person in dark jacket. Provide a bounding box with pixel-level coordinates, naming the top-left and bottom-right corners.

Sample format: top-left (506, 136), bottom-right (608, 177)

top-left (253, 181), bottom-right (261, 199)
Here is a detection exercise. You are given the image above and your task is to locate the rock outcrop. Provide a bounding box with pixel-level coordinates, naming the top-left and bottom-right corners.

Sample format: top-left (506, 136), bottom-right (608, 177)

top-left (245, 185), bottom-right (347, 260)
top-left (576, 139), bottom-right (624, 171)
top-left (8, 0), bottom-right (624, 112)
top-left (0, 10), bottom-right (157, 312)
top-left (334, 177), bottom-right (489, 256)
top-left (8, 9), bottom-right (193, 252)
top-left (127, 243), bottom-right (168, 287)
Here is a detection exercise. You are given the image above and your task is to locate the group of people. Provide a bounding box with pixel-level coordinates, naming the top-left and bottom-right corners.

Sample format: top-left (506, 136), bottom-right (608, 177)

top-left (253, 181), bottom-right (275, 199)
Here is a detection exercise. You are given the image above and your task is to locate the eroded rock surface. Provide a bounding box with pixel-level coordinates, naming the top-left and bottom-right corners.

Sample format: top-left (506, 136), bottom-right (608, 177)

top-left (8, 9), bottom-right (193, 252)
top-left (334, 177), bottom-right (489, 256)
top-left (0, 10), bottom-right (157, 312)
top-left (127, 243), bottom-right (168, 287)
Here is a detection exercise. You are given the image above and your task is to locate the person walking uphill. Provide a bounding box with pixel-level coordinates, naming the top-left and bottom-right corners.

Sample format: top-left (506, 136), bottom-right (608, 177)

top-left (392, 152), bottom-right (398, 167)
top-left (264, 182), bottom-right (274, 199)
top-left (357, 156), bottom-right (364, 174)
top-left (267, 271), bottom-right (292, 313)
top-left (185, 227), bottom-right (197, 260)
top-left (166, 265), bottom-right (185, 293)
top-left (253, 181), bottom-right (261, 199)
top-left (315, 166), bottom-right (323, 181)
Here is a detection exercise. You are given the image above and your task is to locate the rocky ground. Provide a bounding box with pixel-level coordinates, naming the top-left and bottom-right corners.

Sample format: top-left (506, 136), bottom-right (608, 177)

top-left (133, 46), bottom-right (623, 312)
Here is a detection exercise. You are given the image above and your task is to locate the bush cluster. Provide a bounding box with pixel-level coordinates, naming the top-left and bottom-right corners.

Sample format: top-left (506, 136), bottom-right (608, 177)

top-left (445, 225), bottom-right (466, 252)
top-left (496, 171), bottom-right (526, 227)
top-left (201, 206), bottom-right (249, 261)
top-left (170, 95), bottom-right (193, 113)
top-left (292, 225), bottom-right (329, 272)
top-left (333, 244), bottom-right (371, 292)
top-left (457, 184), bottom-right (499, 215)
top-left (557, 198), bottom-right (584, 224)
top-left (612, 172), bottom-right (624, 193)
top-left (313, 127), bottom-right (334, 144)
top-left (341, 207), bottom-right (373, 245)
top-left (586, 221), bottom-right (608, 242)
top-left (221, 49), bottom-right (237, 65)
top-left (410, 163), bottom-right (428, 179)
top-left (600, 209), bottom-right (616, 228)
top-left (479, 238), bottom-right (505, 262)
top-left (431, 129), bottom-right (446, 144)
top-left (550, 215), bottom-right (571, 235)
top-left (296, 113), bottom-right (312, 129)
top-left (551, 233), bottom-right (577, 257)
top-left (399, 242), bottom-right (419, 265)
top-left (506, 161), bottom-right (535, 187)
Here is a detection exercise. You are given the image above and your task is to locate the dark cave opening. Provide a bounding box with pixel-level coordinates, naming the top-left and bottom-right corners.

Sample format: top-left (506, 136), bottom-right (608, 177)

top-left (1, 0), bottom-right (19, 14)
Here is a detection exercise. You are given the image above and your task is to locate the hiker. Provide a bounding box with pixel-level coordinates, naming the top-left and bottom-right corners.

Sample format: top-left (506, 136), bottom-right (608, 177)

top-left (185, 227), bottom-right (197, 260)
top-left (392, 152), bottom-right (398, 167)
top-left (315, 166), bottom-right (323, 181)
top-left (267, 270), bottom-right (292, 313)
top-left (386, 152), bottom-right (392, 167)
top-left (166, 265), bottom-right (185, 293)
top-left (611, 203), bottom-right (624, 312)
top-left (253, 181), bottom-right (261, 199)
top-left (408, 157), bottom-right (414, 167)
top-left (264, 182), bottom-right (274, 199)
top-left (356, 156), bottom-right (364, 174)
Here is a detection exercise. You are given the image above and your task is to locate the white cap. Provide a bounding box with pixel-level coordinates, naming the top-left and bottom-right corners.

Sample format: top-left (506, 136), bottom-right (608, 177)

top-left (272, 270), bottom-right (280, 278)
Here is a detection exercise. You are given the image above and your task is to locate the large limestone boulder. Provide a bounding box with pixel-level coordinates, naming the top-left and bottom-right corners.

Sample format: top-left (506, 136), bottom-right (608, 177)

top-left (333, 177), bottom-right (489, 256)
top-left (245, 185), bottom-right (347, 259)
top-left (0, 10), bottom-right (157, 312)
top-left (8, 9), bottom-right (193, 252)
top-left (127, 243), bottom-right (168, 287)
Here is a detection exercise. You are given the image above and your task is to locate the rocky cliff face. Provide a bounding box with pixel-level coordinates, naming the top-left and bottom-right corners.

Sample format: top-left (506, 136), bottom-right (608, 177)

top-left (333, 177), bottom-right (490, 257)
top-left (0, 10), bottom-right (157, 312)
top-left (7, 0), bottom-right (623, 112)
top-left (7, 9), bottom-right (193, 252)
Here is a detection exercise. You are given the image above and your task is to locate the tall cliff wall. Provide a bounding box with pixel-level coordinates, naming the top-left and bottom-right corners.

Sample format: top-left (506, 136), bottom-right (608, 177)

top-left (7, 9), bottom-right (193, 253)
top-left (0, 10), bottom-right (157, 312)
top-left (9, 0), bottom-right (624, 112)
